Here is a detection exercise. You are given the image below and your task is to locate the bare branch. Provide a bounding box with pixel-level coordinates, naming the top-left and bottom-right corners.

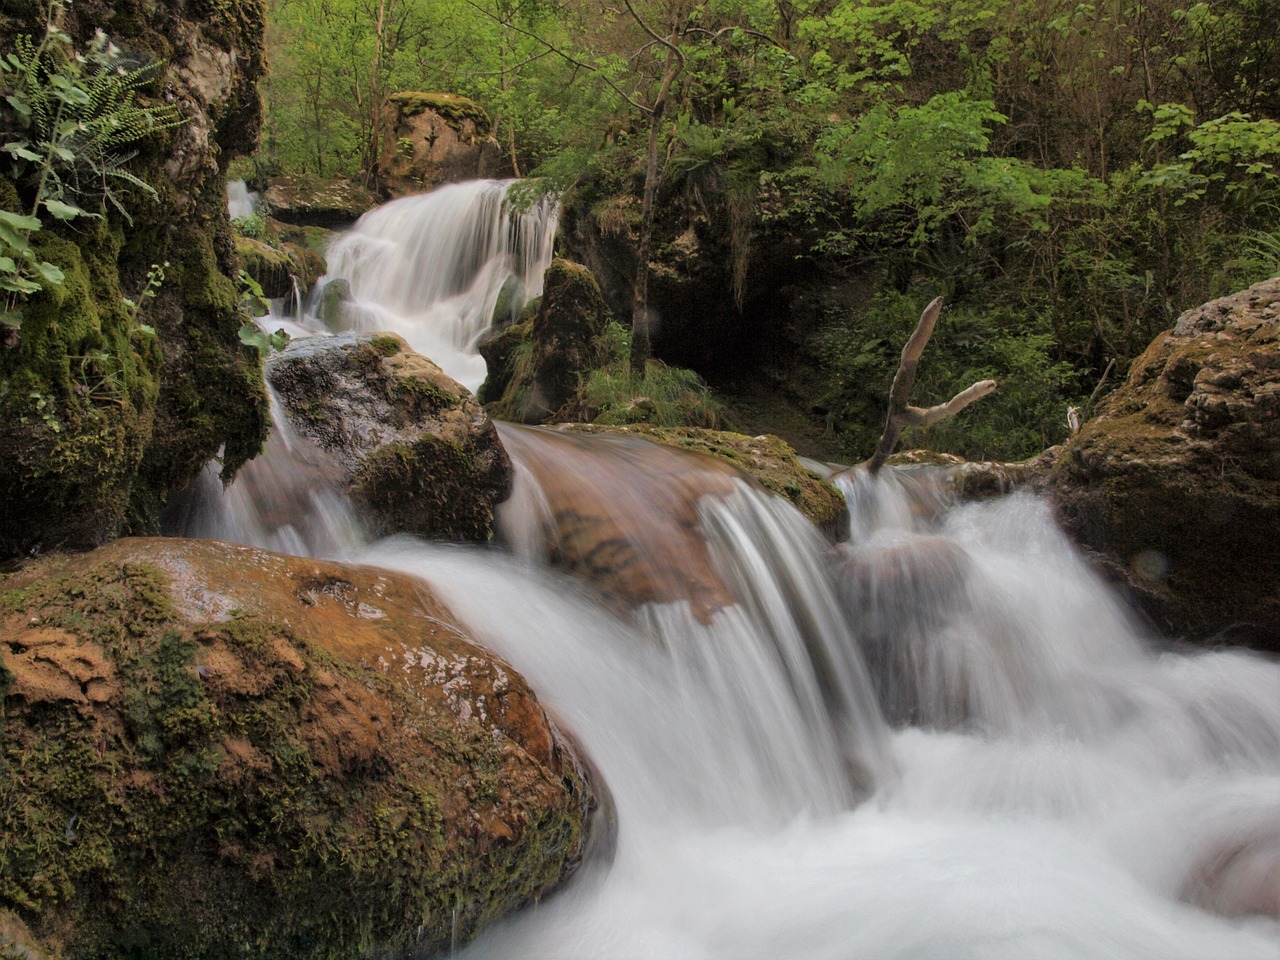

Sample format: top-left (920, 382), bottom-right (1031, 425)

top-left (1086, 357), bottom-right (1116, 409)
top-left (862, 297), bottom-right (998, 475)
top-left (905, 380), bottom-right (998, 426)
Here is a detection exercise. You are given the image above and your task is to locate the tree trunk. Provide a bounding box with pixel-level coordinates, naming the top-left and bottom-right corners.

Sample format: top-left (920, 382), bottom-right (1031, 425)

top-left (863, 297), bottom-right (998, 474)
top-left (629, 47), bottom-right (682, 380)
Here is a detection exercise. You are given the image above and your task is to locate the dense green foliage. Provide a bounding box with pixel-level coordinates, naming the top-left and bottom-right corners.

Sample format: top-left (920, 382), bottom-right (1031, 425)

top-left (260, 0), bottom-right (1278, 458)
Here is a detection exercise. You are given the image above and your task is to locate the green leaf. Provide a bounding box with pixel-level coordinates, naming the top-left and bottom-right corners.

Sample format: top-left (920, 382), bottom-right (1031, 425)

top-left (0, 209), bottom-right (42, 231)
top-left (0, 275), bottom-right (40, 293)
top-left (0, 223), bottom-right (33, 255)
top-left (33, 261), bottom-right (65, 285)
top-left (3, 142), bottom-right (41, 162)
top-left (43, 198), bottom-right (91, 221)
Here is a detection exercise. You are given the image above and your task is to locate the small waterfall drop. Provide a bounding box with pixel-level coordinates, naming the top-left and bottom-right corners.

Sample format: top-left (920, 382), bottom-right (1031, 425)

top-left (227, 179), bottom-right (259, 219)
top-left (322, 180), bottom-right (558, 392)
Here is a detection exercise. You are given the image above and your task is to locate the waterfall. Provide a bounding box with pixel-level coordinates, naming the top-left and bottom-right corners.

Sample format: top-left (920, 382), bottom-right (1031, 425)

top-left (227, 179), bottom-right (259, 219)
top-left (321, 179), bottom-right (558, 392)
top-left (172, 182), bottom-right (1280, 958)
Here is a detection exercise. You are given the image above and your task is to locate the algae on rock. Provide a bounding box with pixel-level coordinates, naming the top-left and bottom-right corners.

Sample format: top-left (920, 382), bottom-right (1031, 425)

top-left (0, 0), bottom-right (273, 556)
top-left (0, 537), bottom-right (591, 959)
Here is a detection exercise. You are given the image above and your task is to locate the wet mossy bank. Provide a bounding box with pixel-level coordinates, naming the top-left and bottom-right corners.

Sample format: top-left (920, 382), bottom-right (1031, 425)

top-left (0, 538), bottom-right (592, 959)
top-left (0, 0), bottom-right (271, 557)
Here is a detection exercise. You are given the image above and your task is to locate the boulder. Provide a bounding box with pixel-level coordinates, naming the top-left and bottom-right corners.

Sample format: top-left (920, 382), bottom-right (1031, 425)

top-left (498, 423), bottom-right (845, 619)
top-left (376, 93), bottom-right (510, 199)
top-left (0, 537), bottom-right (591, 959)
top-left (263, 174), bottom-right (378, 228)
top-left (1048, 276), bottom-right (1280, 649)
top-left (266, 332), bottom-right (513, 541)
top-left (483, 260), bottom-right (612, 423)
top-left (234, 235), bottom-right (325, 300)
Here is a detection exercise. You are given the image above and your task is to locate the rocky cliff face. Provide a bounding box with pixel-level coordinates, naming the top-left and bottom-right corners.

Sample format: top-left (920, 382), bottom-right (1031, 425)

top-left (1048, 276), bottom-right (1280, 648)
top-left (0, 537), bottom-right (592, 958)
top-left (0, 0), bottom-right (271, 557)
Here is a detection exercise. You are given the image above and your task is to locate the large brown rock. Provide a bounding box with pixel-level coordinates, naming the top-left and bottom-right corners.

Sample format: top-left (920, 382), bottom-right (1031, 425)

top-left (376, 93), bottom-right (510, 199)
top-left (0, 537), bottom-right (591, 959)
top-left (266, 332), bottom-right (513, 541)
top-left (1049, 276), bottom-right (1280, 648)
top-left (263, 174), bottom-right (378, 228)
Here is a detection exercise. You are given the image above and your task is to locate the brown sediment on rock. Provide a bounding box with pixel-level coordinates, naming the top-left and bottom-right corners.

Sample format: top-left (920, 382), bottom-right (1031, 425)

top-left (0, 537), bottom-right (592, 959)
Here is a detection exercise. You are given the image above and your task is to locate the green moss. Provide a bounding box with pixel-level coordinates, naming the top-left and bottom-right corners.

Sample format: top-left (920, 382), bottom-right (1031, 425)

top-left (352, 438), bottom-right (500, 541)
top-left (0, 555), bottom-right (583, 958)
top-left (367, 335), bottom-right (403, 358)
top-left (0, 0), bottom-right (273, 554)
top-left (0, 221), bottom-right (160, 554)
top-left (388, 92), bottom-right (490, 129)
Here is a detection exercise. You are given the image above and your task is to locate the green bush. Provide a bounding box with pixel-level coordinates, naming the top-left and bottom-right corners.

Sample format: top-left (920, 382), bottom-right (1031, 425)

top-left (580, 322), bottom-right (723, 428)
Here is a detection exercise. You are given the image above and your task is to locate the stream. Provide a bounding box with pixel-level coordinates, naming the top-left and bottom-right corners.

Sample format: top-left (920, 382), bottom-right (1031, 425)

top-left (168, 181), bottom-right (1280, 959)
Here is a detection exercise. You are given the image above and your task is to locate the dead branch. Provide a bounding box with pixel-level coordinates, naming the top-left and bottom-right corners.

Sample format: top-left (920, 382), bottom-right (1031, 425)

top-left (863, 297), bottom-right (999, 475)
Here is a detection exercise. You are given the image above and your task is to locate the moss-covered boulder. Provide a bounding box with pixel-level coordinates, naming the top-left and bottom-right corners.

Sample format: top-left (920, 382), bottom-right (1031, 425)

top-left (262, 175), bottom-right (378, 229)
top-left (482, 260), bottom-right (611, 424)
top-left (0, 537), bottom-right (592, 959)
top-left (234, 234), bottom-right (326, 300)
top-left (0, 0), bottom-right (272, 556)
top-left (266, 332), bottom-right (513, 541)
top-left (1049, 276), bottom-right (1280, 649)
top-left (376, 93), bottom-right (509, 199)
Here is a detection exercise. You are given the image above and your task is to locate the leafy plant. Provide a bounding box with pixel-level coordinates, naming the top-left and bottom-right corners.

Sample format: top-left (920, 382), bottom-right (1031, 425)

top-left (121, 260), bottom-right (168, 323)
top-left (580, 323), bottom-right (723, 428)
top-left (231, 213), bottom-right (267, 239)
top-left (235, 268), bottom-right (289, 355)
top-left (0, 2), bottom-right (184, 325)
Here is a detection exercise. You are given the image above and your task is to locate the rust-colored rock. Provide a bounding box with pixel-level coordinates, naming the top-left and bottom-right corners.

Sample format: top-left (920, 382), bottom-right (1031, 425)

top-left (0, 537), bottom-right (591, 959)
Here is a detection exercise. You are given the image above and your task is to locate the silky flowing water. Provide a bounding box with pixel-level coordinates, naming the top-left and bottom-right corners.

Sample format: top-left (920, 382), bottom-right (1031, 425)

top-left (172, 181), bottom-right (1280, 958)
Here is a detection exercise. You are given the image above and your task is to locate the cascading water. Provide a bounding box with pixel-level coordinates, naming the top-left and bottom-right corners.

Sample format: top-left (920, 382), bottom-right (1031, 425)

top-left (227, 179), bottom-right (260, 219)
top-left (321, 179), bottom-right (558, 392)
top-left (173, 181), bottom-right (1280, 958)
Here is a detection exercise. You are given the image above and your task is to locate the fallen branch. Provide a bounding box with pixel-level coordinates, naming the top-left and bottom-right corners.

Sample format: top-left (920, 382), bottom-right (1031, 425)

top-left (863, 296), bottom-right (998, 475)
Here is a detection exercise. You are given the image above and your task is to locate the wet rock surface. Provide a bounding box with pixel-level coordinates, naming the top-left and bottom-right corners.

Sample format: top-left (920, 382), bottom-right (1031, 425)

top-left (1048, 276), bottom-right (1280, 649)
top-left (266, 332), bottom-right (513, 541)
top-left (0, 537), bottom-right (591, 959)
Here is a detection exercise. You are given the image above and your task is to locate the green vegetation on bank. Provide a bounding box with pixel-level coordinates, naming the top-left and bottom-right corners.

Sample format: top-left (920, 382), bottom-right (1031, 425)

top-left (259, 0), bottom-right (1278, 461)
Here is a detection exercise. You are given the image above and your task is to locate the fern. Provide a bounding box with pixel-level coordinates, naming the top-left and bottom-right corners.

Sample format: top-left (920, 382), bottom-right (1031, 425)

top-left (0, 2), bottom-right (184, 321)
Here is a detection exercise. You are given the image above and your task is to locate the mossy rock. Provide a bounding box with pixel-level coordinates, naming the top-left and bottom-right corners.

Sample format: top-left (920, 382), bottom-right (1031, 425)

top-left (482, 260), bottom-right (611, 424)
top-left (0, 538), bottom-right (592, 959)
top-left (235, 236), bottom-right (326, 300)
top-left (0, 225), bottom-right (159, 556)
top-left (0, 0), bottom-right (272, 554)
top-left (266, 333), bottom-right (513, 541)
top-left (387, 92), bottom-right (490, 130)
top-left (1049, 276), bottom-right (1280, 648)
top-left (263, 175), bottom-right (378, 228)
